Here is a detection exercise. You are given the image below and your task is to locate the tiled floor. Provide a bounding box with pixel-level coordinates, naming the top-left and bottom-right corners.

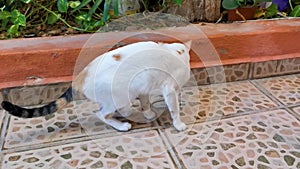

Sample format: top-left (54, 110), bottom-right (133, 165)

top-left (1, 74), bottom-right (300, 169)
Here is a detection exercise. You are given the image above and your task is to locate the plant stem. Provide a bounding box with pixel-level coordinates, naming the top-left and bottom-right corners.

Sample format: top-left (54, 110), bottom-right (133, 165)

top-left (235, 9), bottom-right (247, 22)
top-left (289, 0), bottom-right (293, 10)
top-left (32, 1), bottom-right (88, 32)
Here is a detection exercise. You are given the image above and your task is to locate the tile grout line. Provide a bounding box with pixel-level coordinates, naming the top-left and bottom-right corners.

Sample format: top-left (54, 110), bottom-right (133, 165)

top-left (249, 80), bottom-right (285, 108)
top-left (284, 107), bottom-right (300, 121)
top-left (1, 125), bottom-right (161, 154)
top-left (249, 77), bottom-right (300, 120)
top-left (157, 126), bottom-right (184, 169)
top-left (0, 112), bottom-right (9, 153)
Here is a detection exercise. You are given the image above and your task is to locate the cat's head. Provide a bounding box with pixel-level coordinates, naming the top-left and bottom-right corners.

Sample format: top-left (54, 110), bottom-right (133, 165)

top-left (161, 41), bottom-right (192, 65)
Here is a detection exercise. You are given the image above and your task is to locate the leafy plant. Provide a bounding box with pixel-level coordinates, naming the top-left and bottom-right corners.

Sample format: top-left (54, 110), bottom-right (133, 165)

top-left (0, 0), bottom-right (183, 39)
top-left (290, 0), bottom-right (300, 17)
top-left (0, 1), bottom-right (26, 37)
top-left (264, 0), bottom-right (300, 18)
top-left (290, 5), bottom-right (300, 16)
top-left (222, 0), bottom-right (272, 10)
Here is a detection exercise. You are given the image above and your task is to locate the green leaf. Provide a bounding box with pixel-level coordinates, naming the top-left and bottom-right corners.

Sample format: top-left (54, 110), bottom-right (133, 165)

top-left (290, 5), bottom-right (300, 17)
top-left (0, 11), bottom-right (11, 20)
top-left (75, 13), bottom-right (91, 21)
top-left (92, 20), bottom-right (104, 27)
top-left (88, 0), bottom-right (104, 19)
top-left (112, 0), bottom-right (119, 16)
top-left (222, 0), bottom-right (240, 9)
top-left (265, 3), bottom-right (278, 18)
top-left (71, 0), bottom-right (92, 12)
top-left (21, 0), bottom-right (32, 3)
top-left (292, 0), bottom-right (300, 5)
top-left (7, 0), bottom-right (15, 6)
top-left (69, 1), bottom-right (81, 8)
top-left (173, 0), bottom-right (182, 5)
top-left (47, 13), bottom-right (60, 24)
top-left (10, 10), bottom-right (26, 26)
top-left (8, 24), bottom-right (19, 36)
top-left (236, 0), bottom-right (246, 6)
top-left (101, 0), bottom-right (110, 22)
top-left (57, 0), bottom-right (69, 13)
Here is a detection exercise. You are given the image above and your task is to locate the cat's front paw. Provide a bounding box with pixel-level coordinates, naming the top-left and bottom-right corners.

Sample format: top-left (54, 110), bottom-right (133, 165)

top-left (174, 121), bottom-right (186, 131)
top-left (116, 122), bottom-right (132, 131)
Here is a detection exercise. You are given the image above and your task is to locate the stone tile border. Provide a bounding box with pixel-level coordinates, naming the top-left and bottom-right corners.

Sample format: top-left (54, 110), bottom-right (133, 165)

top-left (251, 58), bottom-right (300, 79)
top-left (3, 100), bottom-right (156, 149)
top-left (1, 130), bottom-right (176, 169)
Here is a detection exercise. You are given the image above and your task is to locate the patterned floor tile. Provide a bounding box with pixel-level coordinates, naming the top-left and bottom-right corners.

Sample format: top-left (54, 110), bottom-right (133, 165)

top-left (4, 100), bottom-right (155, 149)
top-left (0, 110), bottom-right (6, 134)
top-left (191, 68), bottom-right (210, 85)
top-left (157, 81), bottom-right (277, 127)
top-left (291, 106), bottom-right (300, 117)
top-left (207, 63), bottom-right (250, 83)
top-left (1, 130), bottom-right (175, 169)
top-left (164, 109), bottom-right (300, 169)
top-left (255, 74), bottom-right (300, 106)
top-left (252, 60), bottom-right (278, 79)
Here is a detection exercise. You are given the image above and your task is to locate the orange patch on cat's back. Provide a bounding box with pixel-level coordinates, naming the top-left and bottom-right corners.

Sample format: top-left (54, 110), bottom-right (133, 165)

top-left (112, 54), bottom-right (122, 61)
top-left (177, 49), bottom-right (184, 55)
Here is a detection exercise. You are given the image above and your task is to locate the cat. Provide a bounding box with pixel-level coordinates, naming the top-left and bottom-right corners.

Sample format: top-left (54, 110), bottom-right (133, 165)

top-left (1, 41), bottom-right (192, 131)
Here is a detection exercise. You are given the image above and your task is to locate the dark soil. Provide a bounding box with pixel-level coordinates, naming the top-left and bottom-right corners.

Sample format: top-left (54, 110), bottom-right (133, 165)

top-left (0, 12), bottom-right (191, 40)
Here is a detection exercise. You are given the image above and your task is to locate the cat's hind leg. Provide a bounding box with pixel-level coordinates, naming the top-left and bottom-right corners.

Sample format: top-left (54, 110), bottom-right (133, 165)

top-left (114, 105), bottom-right (132, 118)
top-left (139, 95), bottom-right (156, 120)
top-left (96, 108), bottom-right (132, 131)
top-left (162, 86), bottom-right (186, 131)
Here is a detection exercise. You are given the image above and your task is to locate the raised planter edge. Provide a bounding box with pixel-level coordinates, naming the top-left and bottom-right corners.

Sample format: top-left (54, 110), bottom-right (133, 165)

top-left (1, 18), bottom-right (300, 89)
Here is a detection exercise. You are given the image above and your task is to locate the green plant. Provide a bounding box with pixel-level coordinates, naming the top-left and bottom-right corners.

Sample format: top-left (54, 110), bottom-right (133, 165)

top-left (222, 0), bottom-right (272, 10)
top-left (263, 0), bottom-right (300, 18)
top-left (290, 0), bottom-right (300, 17)
top-left (0, 0), bottom-right (183, 39)
top-left (30, 0), bottom-right (116, 31)
top-left (0, 0), bottom-right (26, 37)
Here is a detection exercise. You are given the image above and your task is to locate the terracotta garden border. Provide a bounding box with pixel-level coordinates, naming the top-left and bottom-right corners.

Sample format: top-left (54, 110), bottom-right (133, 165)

top-left (0, 18), bottom-right (300, 89)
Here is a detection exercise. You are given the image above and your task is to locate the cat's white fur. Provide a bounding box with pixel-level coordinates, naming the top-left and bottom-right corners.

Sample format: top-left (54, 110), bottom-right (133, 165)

top-left (79, 41), bottom-right (191, 131)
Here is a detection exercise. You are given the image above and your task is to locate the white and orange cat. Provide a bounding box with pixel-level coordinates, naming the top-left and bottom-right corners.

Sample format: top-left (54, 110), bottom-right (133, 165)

top-left (2, 41), bottom-right (192, 131)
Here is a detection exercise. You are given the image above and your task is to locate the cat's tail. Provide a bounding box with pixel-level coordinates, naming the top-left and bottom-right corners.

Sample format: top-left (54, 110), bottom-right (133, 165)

top-left (1, 87), bottom-right (74, 118)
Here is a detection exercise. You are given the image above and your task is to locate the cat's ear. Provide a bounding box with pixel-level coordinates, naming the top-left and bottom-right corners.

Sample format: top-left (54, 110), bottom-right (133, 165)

top-left (184, 40), bottom-right (192, 50)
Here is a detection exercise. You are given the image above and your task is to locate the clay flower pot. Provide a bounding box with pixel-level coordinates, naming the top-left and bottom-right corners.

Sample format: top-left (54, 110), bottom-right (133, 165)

top-left (228, 7), bottom-right (257, 21)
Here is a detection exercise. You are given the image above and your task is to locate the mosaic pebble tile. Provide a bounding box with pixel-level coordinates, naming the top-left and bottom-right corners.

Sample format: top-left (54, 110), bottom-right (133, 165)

top-left (252, 60), bottom-right (278, 79)
top-left (4, 83), bottom-right (70, 106)
top-left (1, 130), bottom-right (176, 169)
top-left (207, 63), bottom-right (250, 84)
top-left (191, 68), bottom-right (210, 85)
top-left (252, 58), bottom-right (300, 79)
top-left (292, 106), bottom-right (300, 117)
top-left (255, 74), bottom-right (300, 106)
top-left (191, 64), bottom-right (250, 86)
top-left (164, 109), bottom-right (300, 169)
top-left (277, 58), bottom-right (300, 75)
top-left (0, 110), bottom-right (6, 135)
top-left (4, 100), bottom-right (154, 149)
top-left (157, 81), bottom-right (277, 126)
